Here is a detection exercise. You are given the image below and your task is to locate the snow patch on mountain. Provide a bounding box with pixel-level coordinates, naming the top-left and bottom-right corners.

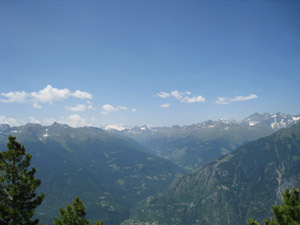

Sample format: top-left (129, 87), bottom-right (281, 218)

top-left (104, 124), bottom-right (128, 131)
top-left (139, 125), bottom-right (155, 131)
top-left (249, 121), bottom-right (259, 126)
top-left (218, 118), bottom-right (237, 124)
top-left (293, 116), bottom-right (300, 122)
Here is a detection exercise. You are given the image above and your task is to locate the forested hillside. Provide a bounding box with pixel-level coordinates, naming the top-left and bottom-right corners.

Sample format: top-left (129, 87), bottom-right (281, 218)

top-left (0, 123), bottom-right (183, 225)
top-left (111, 112), bottom-right (300, 171)
top-left (124, 122), bottom-right (300, 225)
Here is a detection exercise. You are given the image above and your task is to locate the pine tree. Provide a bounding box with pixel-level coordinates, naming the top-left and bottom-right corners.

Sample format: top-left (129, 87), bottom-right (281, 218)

top-left (248, 177), bottom-right (300, 225)
top-left (0, 135), bottom-right (45, 225)
top-left (54, 197), bottom-right (104, 225)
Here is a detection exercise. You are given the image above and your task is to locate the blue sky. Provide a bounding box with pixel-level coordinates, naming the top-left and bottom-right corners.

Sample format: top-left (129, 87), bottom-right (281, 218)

top-left (1, 0), bottom-right (300, 127)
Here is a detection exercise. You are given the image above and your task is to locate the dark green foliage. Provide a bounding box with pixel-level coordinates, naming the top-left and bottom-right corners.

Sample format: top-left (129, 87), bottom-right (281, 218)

top-left (248, 219), bottom-right (260, 225)
top-left (54, 197), bottom-right (104, 225)
top-left (249, 178), bottom-right (300, 225)
top-left (0, 136), bottom-right (45, 225)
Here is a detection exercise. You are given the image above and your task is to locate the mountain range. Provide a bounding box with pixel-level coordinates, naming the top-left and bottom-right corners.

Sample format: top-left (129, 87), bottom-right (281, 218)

top-left (0, 112), bottom-right (299, 225)
top-left (0, 123), bottom-right (183, 225)
top-left (122, 121), bottom-right (300, 225)
top-left (104, 112), bottom-right (300, 132)
top-left (107, 112), bottom-right (300, 170)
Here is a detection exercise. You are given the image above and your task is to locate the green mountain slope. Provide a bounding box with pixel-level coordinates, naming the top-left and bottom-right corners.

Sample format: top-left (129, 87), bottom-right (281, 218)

top-left (0, 123), bottom-right (183, 225)
top-left (124, 122), bottom-right (300, 225)
top-left (114, 113), bottom-right (300, 171)
top-left (119, 121), bottom-right (275, 171)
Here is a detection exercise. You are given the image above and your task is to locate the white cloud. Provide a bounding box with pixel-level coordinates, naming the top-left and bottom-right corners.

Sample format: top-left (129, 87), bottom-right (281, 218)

top-left (0, 115), bottom-right (92, 128)
top-left (102, 104), bottom-right (117, 115)
top-left (0, 115), bottom-right (45, 126)
top-left (131, 108), bottom-right (137, 112)
top-left (31, 85), bottom-right (71, 103)
top-left (0, 85), bottom-right (93, 109)
top-left (215, 94), bottom-right (258, 104)
top-left (161, 103), bottom-right (170, 108)
top-left (33, 103), bottom-right (42, 109)
top-left (65, 104), bottom-right (87, 112)
top-left (42, 117), bottom-right (56, 125)
top-left (101, 104), bottom-right (128, 115)
top-left (104, 124), bottom-right (127, 131)
top-left (29, 117), bottom-right (41, 124)
top-left (184, 95), bottom-right (206, 103)
top-left (0, 115), bottom-right (21, 126)
top-left (232, 94), bottom-right (258, 101)
top-left (156, 90), bottom-right (206, 103)
top-left (58, 114), bottom-right (91, 128)
top-left (72, 90), bottom-right (92, 99)
top-left (0, 91), bottom-right (29, 103)
top-left (156, 92), bottom-right (171, 98)
top-left (86, 100), bottom-right (96, 110)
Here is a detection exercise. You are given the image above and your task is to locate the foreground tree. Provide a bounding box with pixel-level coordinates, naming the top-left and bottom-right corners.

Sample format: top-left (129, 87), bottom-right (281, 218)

top-left (0, 135), bottom-right (45, 225)
top-left (249, 177), bottom-right (300, 225)
top-left (54, 197), bottom-right (103, 225)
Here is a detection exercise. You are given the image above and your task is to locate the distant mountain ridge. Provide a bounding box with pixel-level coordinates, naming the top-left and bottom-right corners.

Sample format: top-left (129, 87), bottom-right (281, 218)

top-left (123, 122), bottom-right (300, 225)
top-left (106, 112), bottom-right (300, 171)
top-left (0, 123), bottom-right (183, 225)
top-left (1, 112), bottom-right (299, 224)
top-left (103, 112), bottom-right (300, 132)
top-left (1, 113), bottom-right (299, 172)
top-left (241, 112), bottom-right (300, 129)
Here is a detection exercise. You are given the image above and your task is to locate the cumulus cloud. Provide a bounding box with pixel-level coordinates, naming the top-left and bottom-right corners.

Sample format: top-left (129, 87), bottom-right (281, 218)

top-left (31, 85), bottom-right (71, 103)
top-left (0, 85), bottom-right (93, 109)
top-left (58, 114), bottom-right (90, 128)
top-left (0, 115), bottom-right (51, 126)
top-left (29, 117), bottom-right (41, 124)
top-left (161, 103), bottom-right (170, 108)
top-left (0, 114), bottom-right (92, 128)
top-left (0, 91), bottom-right (29, 103)
top-left (215, 94), bottom-right (258, 104)
top-left (0, 115), bottom-right (22, 126)
top-left (65, 104), bottom-right (87, 112)
top-left (72, 90), bottom-right (92, 99)
top-left (42, 117), bottom-right (56, 125)
top-left (156, 90), bottom-right (205, 103)
top-left (101, 104), bottom-right (128, 115)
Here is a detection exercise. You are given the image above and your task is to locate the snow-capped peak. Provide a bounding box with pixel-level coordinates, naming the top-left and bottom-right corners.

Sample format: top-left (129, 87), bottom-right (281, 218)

top-left (104, 124), bottom-right (129, 131)
top-left (241, 112), bottom-right (300, 129)
top-left (218, 118), bottom-right (237, 124)
top-left (139, 125), bottom-right (154, 131)
top-left (292, 116), bottom-right (300, 122)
